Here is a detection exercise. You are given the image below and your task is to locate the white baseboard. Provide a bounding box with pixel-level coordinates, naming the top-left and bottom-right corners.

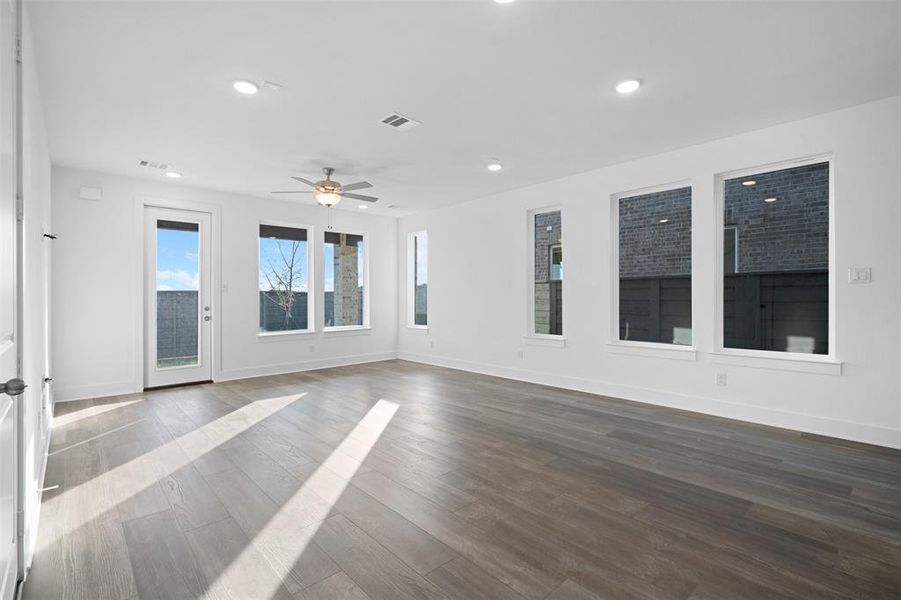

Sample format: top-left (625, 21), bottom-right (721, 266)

top-left (216, 351), bottom-right (399, 383)
top-left (54, 380), bottom-right (140, 403)
top-left (398, 351), bottom-right (901, 449)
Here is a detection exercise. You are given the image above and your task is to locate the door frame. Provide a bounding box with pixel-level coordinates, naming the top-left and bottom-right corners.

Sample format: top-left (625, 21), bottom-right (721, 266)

top-left (133, 197), bottom-right (221, 390)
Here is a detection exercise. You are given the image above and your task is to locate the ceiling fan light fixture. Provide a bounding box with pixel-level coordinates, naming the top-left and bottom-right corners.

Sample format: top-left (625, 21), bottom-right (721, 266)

top-left (316, 190), bottom-right (342, 207)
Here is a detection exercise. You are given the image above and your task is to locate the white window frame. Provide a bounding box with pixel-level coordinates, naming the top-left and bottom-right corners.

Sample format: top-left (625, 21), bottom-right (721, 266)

top-left (525, 205), bottom-right (565, 348)
top-left (407, 230), bottom-right (428, 330)
top-left (323, 229), bottom-right (371, 333)
top-left (608, 180), bottom-right (697, 361)
top-left (711, 154), bottom-right (840, 374)
top-left (257, 220), bottom-right (315, 338)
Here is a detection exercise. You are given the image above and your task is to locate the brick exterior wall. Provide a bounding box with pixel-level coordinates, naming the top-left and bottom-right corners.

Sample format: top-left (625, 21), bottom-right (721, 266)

top-left (534, 210), bottom-right (562, 335)
top-left (619, 187), bottom-right (692, 278)
top-left (724, 161), bottom-right (829, 273)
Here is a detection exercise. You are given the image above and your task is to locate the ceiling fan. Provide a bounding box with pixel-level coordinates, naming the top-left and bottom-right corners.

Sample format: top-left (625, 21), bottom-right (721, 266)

top-left (272, 167), bottom-right (378, 207)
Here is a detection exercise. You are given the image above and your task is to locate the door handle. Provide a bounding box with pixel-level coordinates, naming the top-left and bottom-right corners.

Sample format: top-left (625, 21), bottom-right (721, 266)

top-left (0, 378), bottom-right (27, 396)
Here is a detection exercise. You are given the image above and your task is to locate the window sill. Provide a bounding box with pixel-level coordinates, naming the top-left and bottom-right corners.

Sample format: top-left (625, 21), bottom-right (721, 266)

top-left (523, 335), bottom-right (566, 348)
top-left (606, 342), bottom-right (697, 361)
top-left (406, 326), bottom-right (429, 335)
top-left (709, 350), bottom-right (842, 375)
top-left (323, 326), bottom-right (372, 337)
top-left (257, 329), bottom-right (315, 341)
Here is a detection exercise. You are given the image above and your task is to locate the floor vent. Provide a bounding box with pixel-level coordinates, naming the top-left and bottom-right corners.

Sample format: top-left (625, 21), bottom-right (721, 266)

top-left (380, 112), bottom-right (421, 131)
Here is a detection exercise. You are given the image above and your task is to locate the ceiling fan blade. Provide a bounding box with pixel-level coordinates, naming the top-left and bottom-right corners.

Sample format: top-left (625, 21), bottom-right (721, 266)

top-left (340, 181), bottom-right (373, 192)
top-left (342, 192), bottom-right (378, 203)
top-left (291, 176), bottom-right (317, 187)
top-left (271, 190), bottom-right (313, 194)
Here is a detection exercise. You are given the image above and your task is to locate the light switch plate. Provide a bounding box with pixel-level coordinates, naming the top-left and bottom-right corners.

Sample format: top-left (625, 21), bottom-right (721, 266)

top-left (848, 267), bottom-right (872, 284)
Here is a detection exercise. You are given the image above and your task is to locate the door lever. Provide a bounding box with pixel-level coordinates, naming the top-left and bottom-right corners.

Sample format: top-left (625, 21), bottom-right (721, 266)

top-left (0, 378), bottom-right (27, 396)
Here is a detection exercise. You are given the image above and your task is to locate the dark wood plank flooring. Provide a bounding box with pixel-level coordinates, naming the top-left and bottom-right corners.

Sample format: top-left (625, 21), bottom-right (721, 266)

top-left (24, 360), bottom-right (901, 599)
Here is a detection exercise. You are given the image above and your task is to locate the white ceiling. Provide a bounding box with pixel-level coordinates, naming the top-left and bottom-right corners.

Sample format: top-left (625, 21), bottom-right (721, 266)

top-left (29, 1), bottom-right (901, 215)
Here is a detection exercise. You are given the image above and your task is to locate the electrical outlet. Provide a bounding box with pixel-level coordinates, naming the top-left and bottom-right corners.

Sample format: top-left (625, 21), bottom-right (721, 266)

top-left (428, 341), bottom-right (435, 349)
top-left (716, 373), bottom-right (727, 386)
top-left (517, 349), bottom-right (524, 360)
top-left (309, 344), bottom-right (315, 353)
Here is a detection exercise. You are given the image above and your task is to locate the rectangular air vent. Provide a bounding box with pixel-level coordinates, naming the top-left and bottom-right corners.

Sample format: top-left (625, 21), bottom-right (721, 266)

top-left (380, 112), bottom-right (421, 131)
top-left (138, 160), bottom-right (170, 170)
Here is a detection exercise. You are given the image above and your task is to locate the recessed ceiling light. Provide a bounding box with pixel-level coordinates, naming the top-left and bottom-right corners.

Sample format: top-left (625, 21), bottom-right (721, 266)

top-left (232, 80), bottom-right (259, 95)
top-left (494, 0), bottom-right (517, 4)
top-left (487, 162), bottom-right (503, 172)
top-left (658, 218), bottom-right (670, 224)
top-left (764, 197), bottom-right (778, 203)
top-left (165, 171), bottom-right (182, 179)
top-left (358, 204), bottom-right (369, 210)
top-left (742, 180), bottom-right (756, 186)
top-left (615, 79), bottom-right (641, 94)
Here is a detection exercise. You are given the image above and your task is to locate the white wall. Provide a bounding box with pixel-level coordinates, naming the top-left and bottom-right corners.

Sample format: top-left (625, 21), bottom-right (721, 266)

top-left (21, 6), bottom-right (53, 572)
top-left (397, 97), bottom-right (901, 449)
top-left (51, 167), bottom-right (397, 401)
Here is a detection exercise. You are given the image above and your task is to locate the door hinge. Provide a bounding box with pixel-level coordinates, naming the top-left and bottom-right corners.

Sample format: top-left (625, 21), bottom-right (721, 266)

top-left (15, 37), bottom-right (22, 64)
top-left (16, 508), bottom-right (24, 541)
top-left (15, 193), bottom-right (24, 221)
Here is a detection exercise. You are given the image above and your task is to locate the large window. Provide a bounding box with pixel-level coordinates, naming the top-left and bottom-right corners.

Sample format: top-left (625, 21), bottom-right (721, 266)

top-left (259, 224), bottom-right (310, 333)
top-left (324, 231), bottom-right (366, 328)
top-left (722, 160), bottom-right (830, 355)
top-left (409, 231), bottom-right (428, 327)
top-left (532, 209), bottom-right (563, 336)
top-left (617, 186), bottom-right (692, 345)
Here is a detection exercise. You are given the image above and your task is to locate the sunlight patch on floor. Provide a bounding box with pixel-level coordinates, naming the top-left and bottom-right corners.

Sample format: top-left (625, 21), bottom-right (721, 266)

top-left (36, 393), bottom-right (303, 553)
top-left (206, 398), bottom-right (399, 599)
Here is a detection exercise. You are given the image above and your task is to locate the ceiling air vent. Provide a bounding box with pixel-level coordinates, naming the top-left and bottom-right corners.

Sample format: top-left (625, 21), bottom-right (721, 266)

top-left (380, 112), bottom-right (421, 131)
top-left (139, 160), bottom-right (170, 171)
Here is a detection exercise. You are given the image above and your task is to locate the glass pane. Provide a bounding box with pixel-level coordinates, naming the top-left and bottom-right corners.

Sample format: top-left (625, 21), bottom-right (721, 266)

top-left (259, 225), bottom-right (309, 332)
top-left (156, 221), bottom-right (199, 368)
top-left (534, 210), bottom-right (562, 335)
top-left (414, 231), bottom-right (428, 326)
top-left (619, 187), bottom-right (692, 345)
top-left (723, 162), bottom-right (829, 354)
top-left (324, 232), bottom-right (364, 327)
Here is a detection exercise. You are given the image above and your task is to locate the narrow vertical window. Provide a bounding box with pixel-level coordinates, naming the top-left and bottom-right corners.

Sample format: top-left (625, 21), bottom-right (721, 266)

top-left (259, 224), bottom-right (309, 333)
top-left (532, 210), bottom-right (563, 336)
top-left (156, 220), bottom-right (200, 366)
top-left (722, 161), bottom-right (830, 354)
top-left (324, 231), bottom-right (366, 328)
top-left (409, 231), bottom-right (428, 326)
top-left (617, 186), bottom-right (692, 345)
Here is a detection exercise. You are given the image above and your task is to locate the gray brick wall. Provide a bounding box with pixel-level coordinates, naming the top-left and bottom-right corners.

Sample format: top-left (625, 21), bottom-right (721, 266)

top-left (619, 187), bottom-right (692, 278)
top-left (724, 162), bottom-right (829, 273)
top-left (534, 210), bottom-right (562, 335)
top-left (618, 162), bottom-right (829, 278)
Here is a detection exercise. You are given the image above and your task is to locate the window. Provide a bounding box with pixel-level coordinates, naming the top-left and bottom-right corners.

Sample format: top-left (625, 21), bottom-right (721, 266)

top-left (324, 231), bottom-right (366, 328)
top-left (722, 160), bottom-right (830, 355)
top-left (409, 231), bottom-right (428, 326)
top-left (532, 209), bottom-right (563, 336)
top-left (617, 186), bottom-right (692, 346)
top-left (259, 224), bottom-right (310, 333)
top-left (156, 220), bottom-right (200, 366)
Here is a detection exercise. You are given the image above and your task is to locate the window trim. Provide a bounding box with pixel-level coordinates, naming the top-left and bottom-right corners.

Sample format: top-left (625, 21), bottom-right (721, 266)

top-left (525, 205), bottom-right (565, 343)
top-left (257, 219), bottom-right (315, 336)
top-left (713, 154), bottom-right (839, 366)
top-left (323, 228), bottom-right (370, 331)
top-left (610, 179), bottom-right (696, 355)
top-left (407, 230), bottom-right (428, 330)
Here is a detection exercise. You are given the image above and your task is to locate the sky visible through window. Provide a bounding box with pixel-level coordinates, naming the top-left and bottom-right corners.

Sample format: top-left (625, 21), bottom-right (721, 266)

top-left (156, 228), bottom-right (199, 291)
top-left (259, 238), bottom-right (308, 292)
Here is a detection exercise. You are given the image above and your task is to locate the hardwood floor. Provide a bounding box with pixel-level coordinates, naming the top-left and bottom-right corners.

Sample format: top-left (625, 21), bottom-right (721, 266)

top-left (24, 360), bottom-right (901, 600)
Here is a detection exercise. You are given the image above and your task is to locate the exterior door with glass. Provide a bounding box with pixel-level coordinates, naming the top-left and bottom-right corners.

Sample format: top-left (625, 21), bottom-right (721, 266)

top-left (144, 207), bottom-right (212, 388)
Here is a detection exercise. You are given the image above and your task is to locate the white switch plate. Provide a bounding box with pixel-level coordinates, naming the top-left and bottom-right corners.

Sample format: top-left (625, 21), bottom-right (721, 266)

top-left (715, 373), bottom-right (727, 386)
top-left (848, 267), bottom-right (872, 284)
